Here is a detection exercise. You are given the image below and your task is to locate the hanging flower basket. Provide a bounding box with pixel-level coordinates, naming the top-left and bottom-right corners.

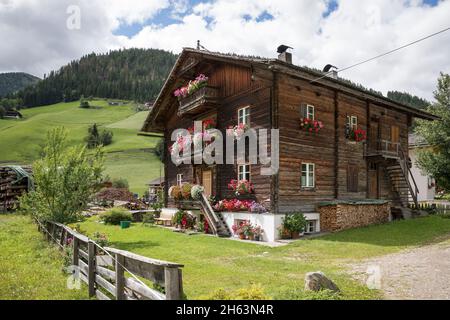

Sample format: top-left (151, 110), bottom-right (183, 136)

top-left (227, 123), bottom-right (249, 140)
top-left (174, 74), bottom-right (209, 100)
top-left (347, 128), bottom-right (367, 142)
top-left (300, 118), bottom-right (323, 134)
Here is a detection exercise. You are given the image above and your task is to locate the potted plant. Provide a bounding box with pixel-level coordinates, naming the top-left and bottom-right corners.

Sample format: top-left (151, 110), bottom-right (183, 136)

top-left (253, 226), bottom-right (264, 241)
top-left (228, 179), bottom-right (255, 197)
top-left (232, 222), bottom-right (246, 240)
top-left (282, 213), bottom-right (307, 239)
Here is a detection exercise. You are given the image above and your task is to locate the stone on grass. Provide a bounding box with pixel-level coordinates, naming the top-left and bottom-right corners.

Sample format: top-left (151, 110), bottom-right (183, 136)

top-left (305, 271), bottom-right (340, 292)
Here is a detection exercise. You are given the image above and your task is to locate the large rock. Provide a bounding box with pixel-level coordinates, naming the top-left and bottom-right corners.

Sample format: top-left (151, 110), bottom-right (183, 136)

top-left (305, 271), bottom-right (340, 292)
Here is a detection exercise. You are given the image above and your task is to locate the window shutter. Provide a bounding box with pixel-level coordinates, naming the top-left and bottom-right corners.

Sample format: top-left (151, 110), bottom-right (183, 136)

top-left (347, 165), bottom-right (359, 192)
top-left (300, 103), bottom-right (307, 119)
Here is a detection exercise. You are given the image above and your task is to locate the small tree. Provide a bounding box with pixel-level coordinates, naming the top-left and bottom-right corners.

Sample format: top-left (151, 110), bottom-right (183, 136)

top-left (0, 106), bottom-right (5, 119)
top-left (85, 123), bottom-right (113, 148)
top-left (415, 73), bottom-right (450, 191)
top-left (19, 127), bottom-right (104, 223)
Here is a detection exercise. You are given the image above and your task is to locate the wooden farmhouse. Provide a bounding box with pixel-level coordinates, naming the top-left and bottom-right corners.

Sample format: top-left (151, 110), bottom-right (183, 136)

top-left (142, 47), bottom-right (438, 241)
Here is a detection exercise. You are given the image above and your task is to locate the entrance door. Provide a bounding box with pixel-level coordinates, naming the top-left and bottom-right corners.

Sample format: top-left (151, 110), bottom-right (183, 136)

top-left (368, 163), bottom-right (378, 199)
top-left (391, 125), bottom-right (400, 153)
top-left (202, 170), bottom-right (213, 197)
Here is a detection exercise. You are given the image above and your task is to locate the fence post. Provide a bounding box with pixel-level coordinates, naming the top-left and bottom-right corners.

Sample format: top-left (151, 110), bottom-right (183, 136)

top-left (46, 222), bottom-right (52, 241)
top-left (51, 223), bottom-right (57, 243)
top-left (164, 267), bottom-right (181, 300)
top-left (59, 228), bottom-right (66, 248)
top-left (88, 240), bottom-right (96, 297)
top-left (72, 237), bottom-right (79, 267)
top-left (115, 254), bottom-right (125, 300)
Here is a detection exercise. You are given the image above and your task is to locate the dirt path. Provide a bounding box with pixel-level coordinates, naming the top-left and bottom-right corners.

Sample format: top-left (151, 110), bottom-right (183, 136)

top-left (350, 240), bottom-right (450, 300)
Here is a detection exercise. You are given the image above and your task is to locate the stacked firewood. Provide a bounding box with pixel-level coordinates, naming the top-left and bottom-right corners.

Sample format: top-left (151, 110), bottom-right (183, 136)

top-left (0, 166), bottom-right (32, 212)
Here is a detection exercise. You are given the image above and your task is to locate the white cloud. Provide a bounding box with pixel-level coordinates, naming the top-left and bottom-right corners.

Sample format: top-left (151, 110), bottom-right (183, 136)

top-left (1, 0), bottom-right (449, 100)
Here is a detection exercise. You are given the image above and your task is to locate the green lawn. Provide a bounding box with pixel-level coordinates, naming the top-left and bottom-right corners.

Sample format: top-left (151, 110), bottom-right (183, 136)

top-left (0, 100), bottom-right (161, 195)
top-left (104, 149), bottom-right (163, 196)
top-left (74, 215), bottom-right (450, 300)
top-left (0, 215), bottom-right (88, 300)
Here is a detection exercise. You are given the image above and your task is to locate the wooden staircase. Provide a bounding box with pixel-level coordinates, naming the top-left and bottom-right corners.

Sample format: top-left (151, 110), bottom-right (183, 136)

top-left (366, 140), bottom-right (419, 210)
top-left (198, 193), bottom-right (231, 237)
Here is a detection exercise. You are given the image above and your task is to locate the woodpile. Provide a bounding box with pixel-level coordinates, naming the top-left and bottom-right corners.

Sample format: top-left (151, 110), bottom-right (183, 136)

top-left (319, 200), bottom-right (390, 232)
top-left (0, 166), bottom-right (33, 212)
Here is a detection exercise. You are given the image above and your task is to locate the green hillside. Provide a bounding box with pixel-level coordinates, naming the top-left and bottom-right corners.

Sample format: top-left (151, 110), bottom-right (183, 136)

top-left (0, 72), bottom-right (40, 97)
top-left (18, 48), bottom-right (177, 107)
top-left (0, 99), bottom-right (162, 195)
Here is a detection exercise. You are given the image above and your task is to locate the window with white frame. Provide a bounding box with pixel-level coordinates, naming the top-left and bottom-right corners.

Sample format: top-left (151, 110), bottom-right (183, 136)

top-left (305, 220), bottom-right (316, 233)
top-left (347, 116), bottom-right (358, 130)
top-left (301, 163), bottom-right (315, 188)
top-left (238, 106), bottom-right (250, 125)
top-left (176, 174), bottom-right (183, 186)
top-left (238, 164), bottom-right (251, 181)
top-left (301, 104), bottom-right (315, 120)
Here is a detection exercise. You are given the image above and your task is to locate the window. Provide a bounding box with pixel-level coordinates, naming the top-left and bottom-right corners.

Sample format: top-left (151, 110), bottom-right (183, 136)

top-left (238, 106), bottom-right (250, 125)
top-left (347, 116), bottom-right (358, 130)
top-left (301, 163), bottom-right (315, 188)
top-left (347, 164), bottom-right (359, 192)
top-left (305, 220), bottom-right (317, 234)
top-left (238, 164), bottom-right (251, 181)
top-left (300, 104), bottom-right (315, 120)
top-left (177, 174), bottom-right (183, 186)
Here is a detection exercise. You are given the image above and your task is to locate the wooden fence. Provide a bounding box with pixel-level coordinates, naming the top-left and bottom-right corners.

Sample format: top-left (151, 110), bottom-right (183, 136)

top-left (409, 202), bottom-right (450, 214)
top-left (36, 220), bottom-right (184, 300)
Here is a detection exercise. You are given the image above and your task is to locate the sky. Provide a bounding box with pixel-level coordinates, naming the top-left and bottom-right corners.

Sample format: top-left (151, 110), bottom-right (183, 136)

top-left (1, 0), bottom-right (449, 100)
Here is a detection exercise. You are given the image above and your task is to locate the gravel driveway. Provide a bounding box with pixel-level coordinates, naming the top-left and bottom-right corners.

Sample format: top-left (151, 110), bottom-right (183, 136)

top-left (350, 240), bottom-right (450, 300)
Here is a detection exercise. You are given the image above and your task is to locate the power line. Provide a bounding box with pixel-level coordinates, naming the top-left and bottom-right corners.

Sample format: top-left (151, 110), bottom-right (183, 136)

top-left (310, 26), bottom-right (450, 83)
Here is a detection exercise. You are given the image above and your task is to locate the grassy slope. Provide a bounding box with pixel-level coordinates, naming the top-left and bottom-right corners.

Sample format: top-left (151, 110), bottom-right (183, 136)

top-left (76, 215), bottom-right (450, 300)
top-left (0, 215), bottom-right (88, 300)
top-left (0, 100), bottom-right (161, 195)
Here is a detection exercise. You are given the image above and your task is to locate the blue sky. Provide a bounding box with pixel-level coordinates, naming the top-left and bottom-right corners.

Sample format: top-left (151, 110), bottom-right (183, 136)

top-left (114, 0), bottom-right (441, 38)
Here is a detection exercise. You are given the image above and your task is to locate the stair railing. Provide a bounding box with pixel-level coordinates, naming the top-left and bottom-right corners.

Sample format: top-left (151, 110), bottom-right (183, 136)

top-left (398, 146), bottom-right (419, 207)
top-left (198, 192), bottom-right (219, 235)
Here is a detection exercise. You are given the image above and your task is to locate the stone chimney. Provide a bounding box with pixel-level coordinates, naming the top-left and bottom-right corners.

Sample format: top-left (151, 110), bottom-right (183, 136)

top-left (277, 45), bottom-right (293, 64)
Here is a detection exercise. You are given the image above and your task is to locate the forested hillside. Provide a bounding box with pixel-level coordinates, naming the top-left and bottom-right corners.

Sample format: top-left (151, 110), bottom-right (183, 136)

top-left (387, 91), bottom-right (430, 109)
top-left (0, 72), bottom-right (40, 97)
top-left (18, 48), bottom-right (177, 107)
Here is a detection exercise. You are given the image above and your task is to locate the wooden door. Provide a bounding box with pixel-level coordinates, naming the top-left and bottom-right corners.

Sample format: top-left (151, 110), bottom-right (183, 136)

top-left (369, 120), bottom-right (379, 152)
top-left (368, 163), bottom-right (378, 199)
top-left (202, 170), bottom-right (213, 197)
top-left (391, 125), bottom-right (400, 153)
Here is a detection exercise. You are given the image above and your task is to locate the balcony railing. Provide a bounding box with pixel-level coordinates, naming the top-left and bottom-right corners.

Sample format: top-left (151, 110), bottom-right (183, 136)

top-left (177, 86), bottom-right (220, 116)
top-left (364, 139), bottom-right (401, 158)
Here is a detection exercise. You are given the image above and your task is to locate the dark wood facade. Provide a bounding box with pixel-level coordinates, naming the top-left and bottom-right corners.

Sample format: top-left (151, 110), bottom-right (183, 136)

top-left (142, 48), bottom-right (437, 213)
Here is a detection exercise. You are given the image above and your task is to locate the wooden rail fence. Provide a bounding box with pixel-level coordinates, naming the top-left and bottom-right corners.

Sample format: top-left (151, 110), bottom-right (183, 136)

top-left (36, 220), bottom-right (184, 300)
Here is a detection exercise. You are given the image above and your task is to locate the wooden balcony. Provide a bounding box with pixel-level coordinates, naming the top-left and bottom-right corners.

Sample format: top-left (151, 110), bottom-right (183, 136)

top-left (364, 140), bottom-right (402, 159)
top-left (177, 86), bottom-right (220, 116)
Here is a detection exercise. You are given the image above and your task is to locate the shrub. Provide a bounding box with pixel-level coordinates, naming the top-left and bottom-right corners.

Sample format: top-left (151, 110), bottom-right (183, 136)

top-left (0, 106), bottom-right (5, 119)
top-left (111, 178), bottom-right (129, 189)
top-left (282, 213), bottom-right (307, 233)
top-left (101, 208), bottom-right (132, 225)
top-left (200, 285), bottom-right (271, 300)
top-left (142, 213), bottom-right (156, 225)
top-left (85, 123), bottom-right (113, 148)
top-left (79, 96), bottom-right (90, 109)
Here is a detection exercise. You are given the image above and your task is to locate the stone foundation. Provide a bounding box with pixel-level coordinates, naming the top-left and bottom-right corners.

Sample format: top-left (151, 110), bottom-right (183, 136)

top-left (318, 200), bottom-right (390, 232)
